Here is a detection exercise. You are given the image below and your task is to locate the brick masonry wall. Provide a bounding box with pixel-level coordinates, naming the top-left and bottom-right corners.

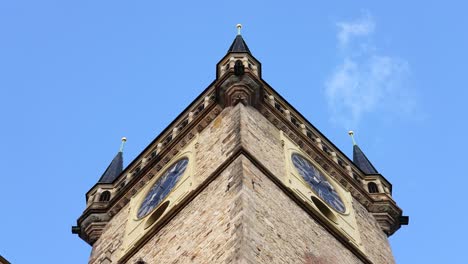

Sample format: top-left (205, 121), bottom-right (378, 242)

top-left (239, 105), bottom-right (286, 180)
top-left (89, 203), bottom-right (130, 263)
top-left (353, 202), bottom-right (395, 264)
top-left (195, 105), bottom-right (242, 184)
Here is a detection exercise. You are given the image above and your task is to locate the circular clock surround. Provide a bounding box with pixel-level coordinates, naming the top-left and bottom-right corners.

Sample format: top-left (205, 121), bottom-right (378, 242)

top-left (137, 158), bottom-right (189, 219)
top-left (291, 153), bottom-right (346, 214)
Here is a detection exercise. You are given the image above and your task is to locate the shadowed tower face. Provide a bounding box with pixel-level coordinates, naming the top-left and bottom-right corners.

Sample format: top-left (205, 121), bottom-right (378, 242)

top-left (73, 27), bottom-right (408, 264)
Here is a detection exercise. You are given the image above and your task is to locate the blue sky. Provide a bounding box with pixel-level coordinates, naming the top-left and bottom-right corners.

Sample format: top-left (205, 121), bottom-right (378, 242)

top-left (1, 1), bottom-right (467, 263)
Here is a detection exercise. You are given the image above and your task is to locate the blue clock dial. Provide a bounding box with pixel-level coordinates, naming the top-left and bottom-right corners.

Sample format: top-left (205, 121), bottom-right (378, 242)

top-left (291, 153), bottom-right (346, 213)
top-left (137, 158), bottom-right (189, 219)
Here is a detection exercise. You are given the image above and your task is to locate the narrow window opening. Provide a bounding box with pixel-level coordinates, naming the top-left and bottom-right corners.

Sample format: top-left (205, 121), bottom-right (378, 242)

top-left (99, 191), bottom-right (111, 202)
top-left (234, 60), bottom-right (245, 76)
top-left (368, 182), bottom-right (379, 193)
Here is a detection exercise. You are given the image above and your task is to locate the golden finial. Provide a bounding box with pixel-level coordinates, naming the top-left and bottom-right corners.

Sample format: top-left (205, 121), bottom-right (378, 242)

top-left (119, 137), bottom-right (127, 152)
top-left (348, 131), bottom-right (357, 146)
top-left (236, 24), bottom-right (242, 35)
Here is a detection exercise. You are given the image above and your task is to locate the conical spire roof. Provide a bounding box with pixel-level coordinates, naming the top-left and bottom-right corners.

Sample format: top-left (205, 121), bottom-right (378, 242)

top-left (353, 144), bottom-right (378, 175)
top-left (227, 34), bottom-right (251, 54)
top-left (97, 151), bottom-right (123, 183)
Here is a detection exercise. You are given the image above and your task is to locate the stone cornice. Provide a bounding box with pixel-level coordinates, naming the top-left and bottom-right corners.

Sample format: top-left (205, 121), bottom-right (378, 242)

top-left (260, 102), bottom-right (374, 208)
top-left (76, 103), bottom-right (223, 244)
top-left (261, 85), bottom-right (394, 188)
top-left (257, 84), bottom-right (404, 236)
top-left (84, 84), bottom-right (218, 200)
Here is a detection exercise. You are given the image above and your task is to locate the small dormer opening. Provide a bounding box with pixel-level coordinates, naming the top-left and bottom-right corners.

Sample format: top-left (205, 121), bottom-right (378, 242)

top-left (337, 158), bottom-right (345, 168)
top-left (99, 191), bottom-right (111, 202)
top-left (368, 182), bottom-right (379, 193)
top-left (353, 173), bottom-right (360, 181)
top-left (132, 167), bottom-right (141, 178)
top-left (117, 180), bottom-right (126, 192)
top-left (274, 102), bottom-right (282, 112)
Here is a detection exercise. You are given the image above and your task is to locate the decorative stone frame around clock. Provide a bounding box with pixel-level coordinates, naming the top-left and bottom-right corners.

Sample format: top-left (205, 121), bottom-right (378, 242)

top-left (118, 135), bottom-right (199, 259)
top-left (280, 131), bottom-right (365, 252)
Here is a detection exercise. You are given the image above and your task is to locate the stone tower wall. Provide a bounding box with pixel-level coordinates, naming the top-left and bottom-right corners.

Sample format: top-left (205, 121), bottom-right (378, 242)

top-left (236, 105), bottom-right (395, 264)
top-left (88, 105), bottom-right (395, 264)
top-left (89, 105), bottom-right (244, 263)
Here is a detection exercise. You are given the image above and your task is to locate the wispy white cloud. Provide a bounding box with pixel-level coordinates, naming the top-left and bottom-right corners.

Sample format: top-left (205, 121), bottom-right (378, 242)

top-left (336, 14), bottom-right (375, 48)
top-left (325, 12), bottom-right (417, 129)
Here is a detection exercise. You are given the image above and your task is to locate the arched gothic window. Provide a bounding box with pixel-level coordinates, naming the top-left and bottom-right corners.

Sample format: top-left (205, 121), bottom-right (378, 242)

top-left (368, 182), bottom-right (379, 193)
top-left (99, 191), bottom-right (111, 202)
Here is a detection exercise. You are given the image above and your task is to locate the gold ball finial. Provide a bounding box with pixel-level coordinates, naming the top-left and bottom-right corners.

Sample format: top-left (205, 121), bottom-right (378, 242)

top-left (236, 24), bottom-right (242, 35)
top-left (121, 137), bottom-right (127, 142)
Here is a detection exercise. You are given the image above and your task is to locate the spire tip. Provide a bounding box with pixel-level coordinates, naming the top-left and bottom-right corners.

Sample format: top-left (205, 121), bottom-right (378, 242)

top-left (348, 131), bottom-right (357, 146)
top-left (236, 24), bottom-right (242, 35)
top-left (120, 137), bottom-right (127, 152)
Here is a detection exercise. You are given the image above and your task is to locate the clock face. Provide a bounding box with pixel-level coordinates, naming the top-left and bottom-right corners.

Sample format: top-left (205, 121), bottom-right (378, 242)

top-left (137, 158), bottom-right (189, 219)
top-left (291, 153), bottom-right (346, 213)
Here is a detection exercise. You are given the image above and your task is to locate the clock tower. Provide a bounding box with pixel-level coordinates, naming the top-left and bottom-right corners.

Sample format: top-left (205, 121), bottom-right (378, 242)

top-left (73, 26), bottom-right (408, 264)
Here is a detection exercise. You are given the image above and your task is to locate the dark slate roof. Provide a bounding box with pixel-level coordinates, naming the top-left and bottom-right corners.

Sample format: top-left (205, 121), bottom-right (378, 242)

top-left (228, 35), bottom-right (251, 54)
top-left (98, 151), bottom-right (123, 183)
top-left (353, 145), bottom-right (379, 175)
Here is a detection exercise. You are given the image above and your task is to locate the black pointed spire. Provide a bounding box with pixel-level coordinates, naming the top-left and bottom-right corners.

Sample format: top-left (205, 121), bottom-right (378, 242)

top-left (98, 152), bottom-right (123, 183)
top-left (98, 138), bottom-right (126, 183)
top-left (227, 24), bottom-right (251, 54)
top-left (349, 131), bottom-right (378, 175)
top-left (228, 35), bottom-right (251, 53)
top-left (353, 144), bottom-right (378, 175)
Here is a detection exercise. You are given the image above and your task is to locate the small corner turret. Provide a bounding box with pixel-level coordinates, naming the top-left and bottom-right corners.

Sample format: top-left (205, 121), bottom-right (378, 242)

top-left (348, 131), bottom-right (409, 235)
top-left (215, 24), bottom-right (263, 109)
top-left (217, 24), bottom-right (261, 78)
top-left (72, 137), bottom-right (126, 245)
